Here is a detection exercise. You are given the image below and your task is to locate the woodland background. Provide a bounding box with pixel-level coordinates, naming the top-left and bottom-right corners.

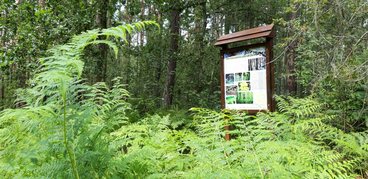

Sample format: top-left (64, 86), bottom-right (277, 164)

top-left (1, 0), bottom-right (367, 118)
top-left (0, 0), bottom-right (367, 178)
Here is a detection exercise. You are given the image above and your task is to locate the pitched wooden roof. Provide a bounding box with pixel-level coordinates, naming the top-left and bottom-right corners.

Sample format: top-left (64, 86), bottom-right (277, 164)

top-left (215, 24), bottom-right (275, 46)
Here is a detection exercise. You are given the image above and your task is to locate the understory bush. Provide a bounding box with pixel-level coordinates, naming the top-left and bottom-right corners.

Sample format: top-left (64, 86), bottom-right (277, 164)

top-left (0, 23), bottom-right (367, 178)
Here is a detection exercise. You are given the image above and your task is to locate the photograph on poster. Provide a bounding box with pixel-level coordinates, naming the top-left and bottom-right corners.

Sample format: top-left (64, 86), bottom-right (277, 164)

top-left (236, 92), bottom-right (253, 104)
top-left (238, 81), bottom-right (251, 91)
top-left (244, 48), bottom-right (266, 57)
top-left (226, 48), bottom-right (266, 59)
top-left (225, 47), bottom-right (266, 59)
top-left (226, 96), bottom-right (236, 104)
top-left (226, 85), bottom-right (237, 95)
top-left (248, 57), bottom-right (266, 71)
top-left (235, 73), bottom-right (242, 82)
top-left (225, 73), bottom-right (234, 84)
top-left (248, 58), bottom-right (256, 71)
top-left (242, 72), bottom-right (250, 81)
top-left (257, 57), bottom-right (266, 70)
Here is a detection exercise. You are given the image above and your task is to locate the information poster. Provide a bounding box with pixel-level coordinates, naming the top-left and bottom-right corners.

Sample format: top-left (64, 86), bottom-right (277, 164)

top-left (224, 47), bottom-right (267, 110)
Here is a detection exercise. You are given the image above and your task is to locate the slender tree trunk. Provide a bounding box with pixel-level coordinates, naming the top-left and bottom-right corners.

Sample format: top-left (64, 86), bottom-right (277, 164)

top-left (224, 13), bottom-right (231, 34)
top-left (121, 0), bottom-right (132, 85)
top-left (201, 2), bottom-right (207, 38)
top-left (286, 40), bottom-right (297, 94)
top-left (0, 9), bottom-right (7, 106)
top-left (155, 10), bottom-right (163, 104)
top-left (285, 3), bottom-right (299, 95)
top-left (140, 0), bottom-right (145, 46)
top-left (0, 77), bottom-right (4, 99)
top-left (163, 5), bottom-right (180, 107)
top-left (95, 0), bottom-right (109, 82)
top-left (0, 74), bottom-right (4, 106)
top-left (193, 0), bottom-right (207, 94)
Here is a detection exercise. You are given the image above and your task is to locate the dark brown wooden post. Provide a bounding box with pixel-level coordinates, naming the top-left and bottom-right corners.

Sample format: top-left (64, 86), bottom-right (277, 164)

top-left (266, 37), bottom-right (275, 111)
top-left (220, 45), bottom-right (231, 140)
top-left (266, 36), bottom-right (275, 111)
top-left (224, 125), bottom-right (231, 141)
top-left (220, 45), bottom-right (228, 109)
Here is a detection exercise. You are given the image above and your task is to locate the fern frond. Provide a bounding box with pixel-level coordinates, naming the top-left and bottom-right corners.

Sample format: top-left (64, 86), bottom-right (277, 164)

top-left (0, 21), bottom-right (157, 178)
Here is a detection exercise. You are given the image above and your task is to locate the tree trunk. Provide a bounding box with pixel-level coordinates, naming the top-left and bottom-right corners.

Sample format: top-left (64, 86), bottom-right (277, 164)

top-left (163, 6), bottom-right (180, 107)
top-left (0, 9), bottom-right (6, 106)
top-left (285, 3), bottom-right (299, 95)
top-left (193, 0), bottom-right (207, 94)
top-left (224, 13), bottom-right (231, 34)
top-left (286, 40), bottom-right (297, 95)
top-left (121, 0), bottom-right (132, 85)
top-left (140, 0), bottom-right (145, 46)
top-left (95, 0), bottom-right (109, 82)
top-left (0, 75), bottom-right (4, 106)
top-left (155, 10), bottom-right (163, 104)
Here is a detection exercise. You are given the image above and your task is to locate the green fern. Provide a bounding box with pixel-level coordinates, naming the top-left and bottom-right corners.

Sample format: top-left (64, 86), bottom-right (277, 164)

top-left (0, 21), bottom-right (158, 178)
top-left (1, 19), bottom-right (367, 179)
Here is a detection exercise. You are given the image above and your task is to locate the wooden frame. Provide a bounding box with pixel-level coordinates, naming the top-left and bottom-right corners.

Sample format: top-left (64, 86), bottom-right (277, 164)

top-left (216, 25), bottom-right (275, 114)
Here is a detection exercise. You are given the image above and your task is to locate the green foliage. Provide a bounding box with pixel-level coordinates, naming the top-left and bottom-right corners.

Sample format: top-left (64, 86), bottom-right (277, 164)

top-left (0, 0), bottom-right (96, 108)
top-left (0, 21), bottom-right (158, 178)
top-left (98, 96), bottom-right (367, 178)
top-left (1, 0), bottom-right (367, 178)
top-left (276, 0), bottom-right (368, 131)
top-left (3, 39), bottom-right (367, 177)
top-left (11, 95), bottom-right (355, 178)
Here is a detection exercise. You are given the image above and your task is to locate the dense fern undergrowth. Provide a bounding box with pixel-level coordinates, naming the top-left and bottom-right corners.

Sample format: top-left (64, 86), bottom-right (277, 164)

top-left (0, 23), bottom-right (367, 178)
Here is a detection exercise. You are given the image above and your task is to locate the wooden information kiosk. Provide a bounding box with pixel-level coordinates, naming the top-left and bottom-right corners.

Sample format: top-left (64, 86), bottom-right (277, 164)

top-left (215, 25), bottom-right (275, 115)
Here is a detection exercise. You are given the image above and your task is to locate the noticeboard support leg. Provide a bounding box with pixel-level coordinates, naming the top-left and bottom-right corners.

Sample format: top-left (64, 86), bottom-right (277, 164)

top-left (225, 125), bottom-right (231, 141)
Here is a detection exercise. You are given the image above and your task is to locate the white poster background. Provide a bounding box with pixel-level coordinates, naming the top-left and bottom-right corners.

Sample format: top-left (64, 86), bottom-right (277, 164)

top-left (224, 54), bottom-right (267, 110)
